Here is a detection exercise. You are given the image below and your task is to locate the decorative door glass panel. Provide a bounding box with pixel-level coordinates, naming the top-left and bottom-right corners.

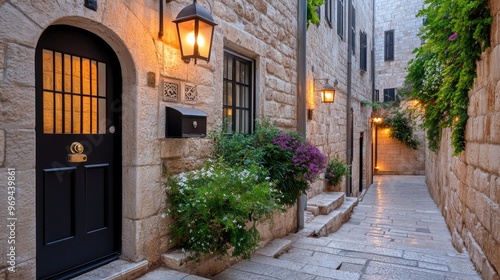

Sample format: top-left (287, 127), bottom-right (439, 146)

top-left (42, 49), bottom-right (106, 134)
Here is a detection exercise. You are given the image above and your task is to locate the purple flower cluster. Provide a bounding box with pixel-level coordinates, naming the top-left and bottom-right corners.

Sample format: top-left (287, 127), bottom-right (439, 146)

top-left (448, 33), bottom-right (458, 41)
top-left (272, 132), bottom-right (327, 183)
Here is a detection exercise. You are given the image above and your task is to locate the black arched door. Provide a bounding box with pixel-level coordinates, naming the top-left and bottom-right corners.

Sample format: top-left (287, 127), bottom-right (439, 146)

top-left (35, 25), bottom-right (122, 279)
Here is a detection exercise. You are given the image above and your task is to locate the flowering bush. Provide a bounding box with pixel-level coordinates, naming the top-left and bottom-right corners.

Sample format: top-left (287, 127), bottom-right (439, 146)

top-left (165, 160), bottom-right (283, 260)
top-left (272, 132), bottom-right (327, 183)
top-left (324, 157), bottom-right (350, 187)
top-left (213, 121), bottom-right (327, 206)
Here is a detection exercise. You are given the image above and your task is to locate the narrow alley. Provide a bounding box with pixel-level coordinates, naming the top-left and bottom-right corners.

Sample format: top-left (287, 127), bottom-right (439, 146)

top-left (204, 176), bottom-right (480, 279)
top-left (193, 176), bottom-right (476, 279)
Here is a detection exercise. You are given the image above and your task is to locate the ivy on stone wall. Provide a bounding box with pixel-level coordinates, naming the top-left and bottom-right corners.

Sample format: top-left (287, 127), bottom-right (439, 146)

top-left (307, 0), bottom-right (325, 27)
top-left (403, 0), bottom-right (492, 154)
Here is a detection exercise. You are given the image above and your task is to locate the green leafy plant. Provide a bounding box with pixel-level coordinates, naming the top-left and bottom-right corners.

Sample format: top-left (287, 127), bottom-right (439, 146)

top-left (379, 108), bottom-right (420, 150)
top-left (324, 157), bottom-right (350, 187)
top-left (364, 100), bottom-right (420, 150)
top-left (307, 0), bottom-right (325, 27)
top-left (166, 121), bottom-right (327, 260)
top-left (165, 160), bottom-right (283, 260)
top-left (403, 0), bottom-right (492, 154)
top-left (212, 121), bottom-right (327, 206)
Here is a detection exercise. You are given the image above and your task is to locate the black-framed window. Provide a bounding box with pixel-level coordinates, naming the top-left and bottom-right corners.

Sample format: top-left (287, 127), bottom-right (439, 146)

top-left (384, 30), bottom-right (395, 61)
top-left (350, 4), bottom-right (356, 55)
top-left (374, 89), bottom-right (379, 102)
top-left (326, 0), bottom-right (333, 28)
top-left (223, 51), bottom-right (255, 134)
top-left (360, 31), bottom-right (367, 71)
top-left (383, 88), bottom-right (396, 102)
top-left (337, 0), bottom-right (344, 39)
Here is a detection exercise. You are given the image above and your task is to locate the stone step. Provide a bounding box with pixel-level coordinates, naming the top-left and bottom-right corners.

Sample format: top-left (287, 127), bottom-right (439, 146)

top-left (298, 196), bottom-right (358, 237)
top-left (136, 268), bottom-right (209, 280)
top-left (307, 192), bottom-right (345, 215)
top-left (73, 259), bottom-right (148, 280)
top-left (254, 238), bottom-right (292, 257)
top-left (161, 248), bottom-right (240, 277)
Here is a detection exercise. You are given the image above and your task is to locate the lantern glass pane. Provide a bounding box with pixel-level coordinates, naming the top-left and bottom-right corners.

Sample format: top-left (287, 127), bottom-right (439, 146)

top-left (198, 20), bottom-right (213, 59)
top-left (177, 20), bottom-right (196, 57)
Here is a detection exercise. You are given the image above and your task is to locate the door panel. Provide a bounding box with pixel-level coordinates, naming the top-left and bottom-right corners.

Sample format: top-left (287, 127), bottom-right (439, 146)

top-left (85, 164), bottom-right (109, 232)
top-left (36, 25), bottom-right (122, 280)
top-left (43, 167), bottom-right (76, 244)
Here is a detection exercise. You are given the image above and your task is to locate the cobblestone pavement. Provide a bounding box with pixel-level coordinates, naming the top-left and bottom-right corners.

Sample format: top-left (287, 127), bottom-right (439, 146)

top-left (213, 175), bottom-right (481, 280)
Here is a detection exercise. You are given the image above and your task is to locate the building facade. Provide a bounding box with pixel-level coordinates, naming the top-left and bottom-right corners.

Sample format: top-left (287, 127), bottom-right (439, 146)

top-left (0, 0), bottom-right (374, 278)
top-left (373, 0), bottom-right (425, 175)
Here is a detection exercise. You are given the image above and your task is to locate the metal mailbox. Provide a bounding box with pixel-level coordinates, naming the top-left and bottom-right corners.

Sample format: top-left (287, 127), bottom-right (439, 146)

top-left (165, 106), bottom-right (207, 138)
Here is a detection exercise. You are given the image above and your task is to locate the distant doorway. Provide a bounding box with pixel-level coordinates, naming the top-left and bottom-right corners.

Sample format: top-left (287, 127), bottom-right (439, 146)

top-left (359, 132), bottom-right (364, 193)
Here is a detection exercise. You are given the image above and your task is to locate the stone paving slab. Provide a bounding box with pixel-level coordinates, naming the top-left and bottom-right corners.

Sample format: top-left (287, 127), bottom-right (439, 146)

top-left (142, 176), bottom-right (481, 280)
top-left (137, 268), bottom-right (208, 280)
top-left (75, 259), bottom-right (148, 280)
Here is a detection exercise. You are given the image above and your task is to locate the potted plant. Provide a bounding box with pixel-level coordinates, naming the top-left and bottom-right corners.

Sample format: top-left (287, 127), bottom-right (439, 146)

top-left (324, 157), bottom-right (350, 192)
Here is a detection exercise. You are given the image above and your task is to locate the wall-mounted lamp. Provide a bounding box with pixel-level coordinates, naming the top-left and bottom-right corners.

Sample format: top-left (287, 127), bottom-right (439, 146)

top-left (372, 117), bottom-right (383, 124)
top-left (314, 78), bottom-right (338, 103)
top-left (172, 0), bottom-right (217, 64)
top-left (371, 111), bottom-right (383, 125)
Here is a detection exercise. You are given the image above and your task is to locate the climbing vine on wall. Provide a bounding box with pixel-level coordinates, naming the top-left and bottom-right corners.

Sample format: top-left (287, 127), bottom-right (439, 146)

top-left (307, 0), bottom-right (325, 27)
top-left (403, 0), bottom-right (492, 154)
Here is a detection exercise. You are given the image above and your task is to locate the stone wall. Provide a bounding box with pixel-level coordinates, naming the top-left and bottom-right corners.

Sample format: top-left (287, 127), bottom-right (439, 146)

top-left (374, 0), bottom-right (426, 176)
top-left (375, 127), bottom-right (425, 175)
top-left (306, 0), bottom-right (374, 197)
top-left (375, 101), bottom-right (426, 175)
top-left (375, 0), bottom-right (423, 95)
top-left (0, 0), bottom-right (377, 278)
top-left (425, 2), bottom-right (500, 279)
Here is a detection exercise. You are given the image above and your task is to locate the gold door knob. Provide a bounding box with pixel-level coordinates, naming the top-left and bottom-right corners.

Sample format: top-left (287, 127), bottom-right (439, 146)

top-left (70, 142), bottom-right (85, 154)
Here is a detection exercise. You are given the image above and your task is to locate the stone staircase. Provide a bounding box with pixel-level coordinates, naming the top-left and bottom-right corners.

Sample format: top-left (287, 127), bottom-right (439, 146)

top-left (136, 192), bottom-right (359, 279)
top-left (299, 192), bottom-right (358, 238)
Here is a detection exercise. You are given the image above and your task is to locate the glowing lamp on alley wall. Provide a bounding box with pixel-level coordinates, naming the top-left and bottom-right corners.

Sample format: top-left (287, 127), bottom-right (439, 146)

top-left (320, 83), bottom-right (335, 103)
top-left (315, 78), bottom-right (338, 103)
top-left (173, 0), bottom-right (217, 64)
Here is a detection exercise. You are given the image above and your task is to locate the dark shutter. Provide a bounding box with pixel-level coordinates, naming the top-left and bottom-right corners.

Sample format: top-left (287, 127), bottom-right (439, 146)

top-left (351, 4), bottom-right (355, 55)
top-left (326, 0), bottom-right (332, 28)
top-left (360, 32), bottom-right (367, 71)
top-left (384, 30), bottom-right (394, 61)
top-left (337, 0), bottom-right (344, 39)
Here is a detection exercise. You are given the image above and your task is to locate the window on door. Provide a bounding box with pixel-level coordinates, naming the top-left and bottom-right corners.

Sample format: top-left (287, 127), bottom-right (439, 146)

top-left (42, 49), bottom-right (107, 135)
top-left (223, 51), bottom-right (255, 134)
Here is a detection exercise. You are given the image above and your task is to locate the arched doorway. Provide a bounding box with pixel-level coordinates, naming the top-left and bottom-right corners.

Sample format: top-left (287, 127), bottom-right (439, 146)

top-left (35, 25), bottom-right (122, 279)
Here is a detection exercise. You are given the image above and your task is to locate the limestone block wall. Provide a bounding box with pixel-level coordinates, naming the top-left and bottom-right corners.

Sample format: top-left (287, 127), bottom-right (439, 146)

top-left (375, 126), bottom-right (425, 175)
top-left (373, 0), bottom-right (426, 176)
top-left (306, 0), bottom-right (374, 197)
top-left (0, 0), bottom-right (301, 278)
top-left (425, 2), bottom-right (500, 278)
top-left (375, 0), bottom-right (423, 95)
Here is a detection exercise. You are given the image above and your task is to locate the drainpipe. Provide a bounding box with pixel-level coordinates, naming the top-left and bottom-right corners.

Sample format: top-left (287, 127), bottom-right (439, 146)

top-left (346, 0), bottom-right (353, 196)
top-left (370, 0), bottom-right (376, 185)
top-left (296, 0), bottom-right (307, 230)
